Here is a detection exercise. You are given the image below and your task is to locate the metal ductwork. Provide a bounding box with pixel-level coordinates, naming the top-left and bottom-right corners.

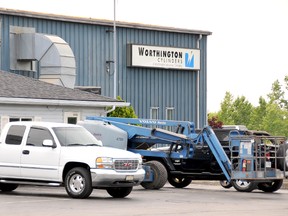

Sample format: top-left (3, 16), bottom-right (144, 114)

top-left (12, 30), bottom-right (76, 88)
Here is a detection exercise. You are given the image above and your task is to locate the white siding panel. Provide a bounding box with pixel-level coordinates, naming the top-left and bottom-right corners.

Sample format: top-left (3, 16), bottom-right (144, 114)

top-left (0, 104), bottom-right (106, 132)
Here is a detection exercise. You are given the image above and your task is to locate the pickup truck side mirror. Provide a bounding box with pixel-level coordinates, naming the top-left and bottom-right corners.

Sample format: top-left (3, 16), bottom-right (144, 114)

top-left (43, 139), bottom-right (57, 148)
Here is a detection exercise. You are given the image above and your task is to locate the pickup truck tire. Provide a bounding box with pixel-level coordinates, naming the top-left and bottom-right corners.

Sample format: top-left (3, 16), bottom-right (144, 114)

top-left (106, 187), bottom-right (133, 198)
top-left (141, 160), bottom-right (167, 190)
top-left (0, 183), bottom-right (18, 192)
top-left (65, 167), bottom-right (93, 199)
top-left (257, 180), bottom-right (283, 193)
top-left (168, 176), bottom-right (192, 188)
top-left (231, 180), bottom-right (257, 192)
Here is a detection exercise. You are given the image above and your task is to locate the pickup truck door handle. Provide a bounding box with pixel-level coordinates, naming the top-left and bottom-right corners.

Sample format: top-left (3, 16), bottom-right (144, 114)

top-left (22, 150), bottom-right (30, 155)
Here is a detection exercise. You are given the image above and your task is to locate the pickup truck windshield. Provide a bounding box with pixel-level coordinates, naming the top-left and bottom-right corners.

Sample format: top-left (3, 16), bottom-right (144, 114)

top-left (53, 127), bottom-right (102, 147)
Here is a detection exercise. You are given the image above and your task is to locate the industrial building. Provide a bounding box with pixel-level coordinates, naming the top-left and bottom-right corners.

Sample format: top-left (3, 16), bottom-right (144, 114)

top-left (0, 8), bottom-right (211, 129)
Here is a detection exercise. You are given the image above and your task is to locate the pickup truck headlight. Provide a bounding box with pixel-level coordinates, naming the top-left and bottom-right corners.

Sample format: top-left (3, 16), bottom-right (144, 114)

top-left (138, 157), bottom-right (143, 169)
top-left (96, 157), bottom-right (113, 169)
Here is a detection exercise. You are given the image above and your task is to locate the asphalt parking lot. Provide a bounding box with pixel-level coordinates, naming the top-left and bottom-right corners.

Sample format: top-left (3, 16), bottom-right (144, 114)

top-left (1, 181), bottom-right (288, 216)
top-left (197, 179), bottom-right (288, 189)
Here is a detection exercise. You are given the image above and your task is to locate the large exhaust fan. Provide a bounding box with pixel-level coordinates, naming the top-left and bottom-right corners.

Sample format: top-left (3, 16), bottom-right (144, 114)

top-left (10, 26), bottom-right (76, 88)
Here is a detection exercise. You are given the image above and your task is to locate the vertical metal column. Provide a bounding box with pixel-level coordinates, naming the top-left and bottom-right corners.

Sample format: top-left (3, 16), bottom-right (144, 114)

top-left (113, 0), bottom-right (117, 99)
top-left (196, 34), bottom-right (202, 128)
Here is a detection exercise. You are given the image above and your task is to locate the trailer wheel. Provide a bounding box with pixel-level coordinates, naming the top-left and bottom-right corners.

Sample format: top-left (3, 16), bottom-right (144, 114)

top-left (106, 187), bottom-right (133, 198)
top-left (276, 144), bottom-right (288, 171)
top-left (257, 180), bottom-right (283, 193)
top-left (168, 176), bottom-right (192, 188)
top-left (141, 161), bottom-right (167, 190)
top-left (65, 167), bottom-right (93, 199)
top-left (219, 180), bottom-right (232, 189)
top-left (231, 180), bottom-right (257, 192)
top-left (0, 183), bottom-right (18, 192)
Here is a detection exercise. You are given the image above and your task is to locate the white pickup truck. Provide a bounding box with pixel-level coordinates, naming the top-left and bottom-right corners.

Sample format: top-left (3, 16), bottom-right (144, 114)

top-left (0, 121), bottom-right (145, 199)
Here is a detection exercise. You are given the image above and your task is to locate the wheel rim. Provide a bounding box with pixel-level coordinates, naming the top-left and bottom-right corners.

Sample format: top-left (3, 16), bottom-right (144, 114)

top-left (69, 174), bottom-right (85, 193)
top-left (173, 177), bottom-right (184, 183)
top-left (234, 180), bottom-right (250, 188)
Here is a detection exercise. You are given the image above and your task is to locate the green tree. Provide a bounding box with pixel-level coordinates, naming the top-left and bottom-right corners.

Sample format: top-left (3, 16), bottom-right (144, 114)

top-left (213, 76), bottom-right (288, 137)
top-left (218, 91), bottom-right (235, 124)
top-left (231, 96), bottom-right (253, 126)
top-left (107, 96), bottom-right (137, 118)
top-left (267, 79), bottom-right (287, 109)
top-left (284, 75), bottom-right (288, 109)
top-left (217, 93), bottom-right (253, 128)
top-left (264, 77), bottom-right (288, 136)
top-left (261, 103), bottom-right (288, 136)
top-left (248, 96), bottom-right (267, 130)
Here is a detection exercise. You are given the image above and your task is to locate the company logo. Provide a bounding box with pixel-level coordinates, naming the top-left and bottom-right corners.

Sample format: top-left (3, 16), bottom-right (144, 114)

top-left (137, 47), bottom-right (183, 59)
top-left (123, 162), bottom-right (133, 167)
top-left (139, 119), bottom-right (167, 125)
top-left (130, 44), bottom-right (200, 70)
top-left (185, 51), bottom-right (195, 68)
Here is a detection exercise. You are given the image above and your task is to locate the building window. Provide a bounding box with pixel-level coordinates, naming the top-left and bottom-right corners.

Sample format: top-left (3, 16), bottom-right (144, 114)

top-left (64, 112), bottom-right (80, 124)
top-left (67, 117), bottom-right (77, 124)
top-left (1, 116), bottom-right (36, 134)
top-left (9, 117), bottom-right (33, 122)
top-left (150, 107), bottom-right (159, 120)
top-left (166, 107), bottom-right (175, 131)
top-left (166, 107), bottom-right (175, 120)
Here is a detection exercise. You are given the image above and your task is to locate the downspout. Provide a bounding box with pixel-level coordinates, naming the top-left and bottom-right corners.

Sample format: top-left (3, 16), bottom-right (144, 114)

top-left (105, 106), bottom-right (115, 115)
top-left (196, 34), bottom-right (202, 128)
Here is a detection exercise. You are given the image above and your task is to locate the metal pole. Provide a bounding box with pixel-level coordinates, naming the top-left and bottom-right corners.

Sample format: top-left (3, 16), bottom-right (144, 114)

top-left (113, 0), bottom-right (117, 99)
top-left (196, 34), bottom-right (202, 128)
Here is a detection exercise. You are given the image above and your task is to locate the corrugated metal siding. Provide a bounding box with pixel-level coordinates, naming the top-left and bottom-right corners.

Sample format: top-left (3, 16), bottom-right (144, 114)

top-left (0, 12), bottom-right (209, 127)
top-left (119, 27), bottom-right (206, 125)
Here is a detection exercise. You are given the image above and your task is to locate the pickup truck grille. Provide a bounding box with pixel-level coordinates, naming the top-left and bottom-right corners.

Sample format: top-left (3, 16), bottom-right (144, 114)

top-left (114, 159), bottom-right (139, 170)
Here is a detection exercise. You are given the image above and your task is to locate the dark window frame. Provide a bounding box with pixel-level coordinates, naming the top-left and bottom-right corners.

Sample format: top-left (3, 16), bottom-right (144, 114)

top-left (26, 126), bottom-right (54, 147)
top-left (5, 125), bottom-right (26, 145)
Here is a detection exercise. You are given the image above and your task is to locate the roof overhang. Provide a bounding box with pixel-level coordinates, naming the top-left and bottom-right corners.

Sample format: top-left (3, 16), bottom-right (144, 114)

top-left (0, 97), bottom-right (130, 107)
top-left (0, 8), bottom-right (212, 36)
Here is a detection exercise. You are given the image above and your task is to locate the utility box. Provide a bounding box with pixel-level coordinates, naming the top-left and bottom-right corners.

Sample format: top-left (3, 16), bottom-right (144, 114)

top-left (78, 120), bottom-right (128, 150)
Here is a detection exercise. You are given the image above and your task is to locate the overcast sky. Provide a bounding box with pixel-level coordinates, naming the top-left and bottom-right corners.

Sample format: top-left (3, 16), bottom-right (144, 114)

top-left (0, 0), bottom-right (287, 112)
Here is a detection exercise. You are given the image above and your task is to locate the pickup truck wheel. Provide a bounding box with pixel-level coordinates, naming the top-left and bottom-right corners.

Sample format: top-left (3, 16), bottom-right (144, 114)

top-left (168, 176), bottom-right (192, 188)
top-left (141, 160), bottom-right (167, 190)
top-left (65, 167), bottom-right (93, 199)
top-left (258, 180), bottom-right (283, 193)
top-left (106, 187), bottom-right (133, 198)
top-left (219, 180), bottom-right (232, 189)
top-left (231, 180), bottom-right (257, 192)
top-left (0, 183), bottom-right (18, 192)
